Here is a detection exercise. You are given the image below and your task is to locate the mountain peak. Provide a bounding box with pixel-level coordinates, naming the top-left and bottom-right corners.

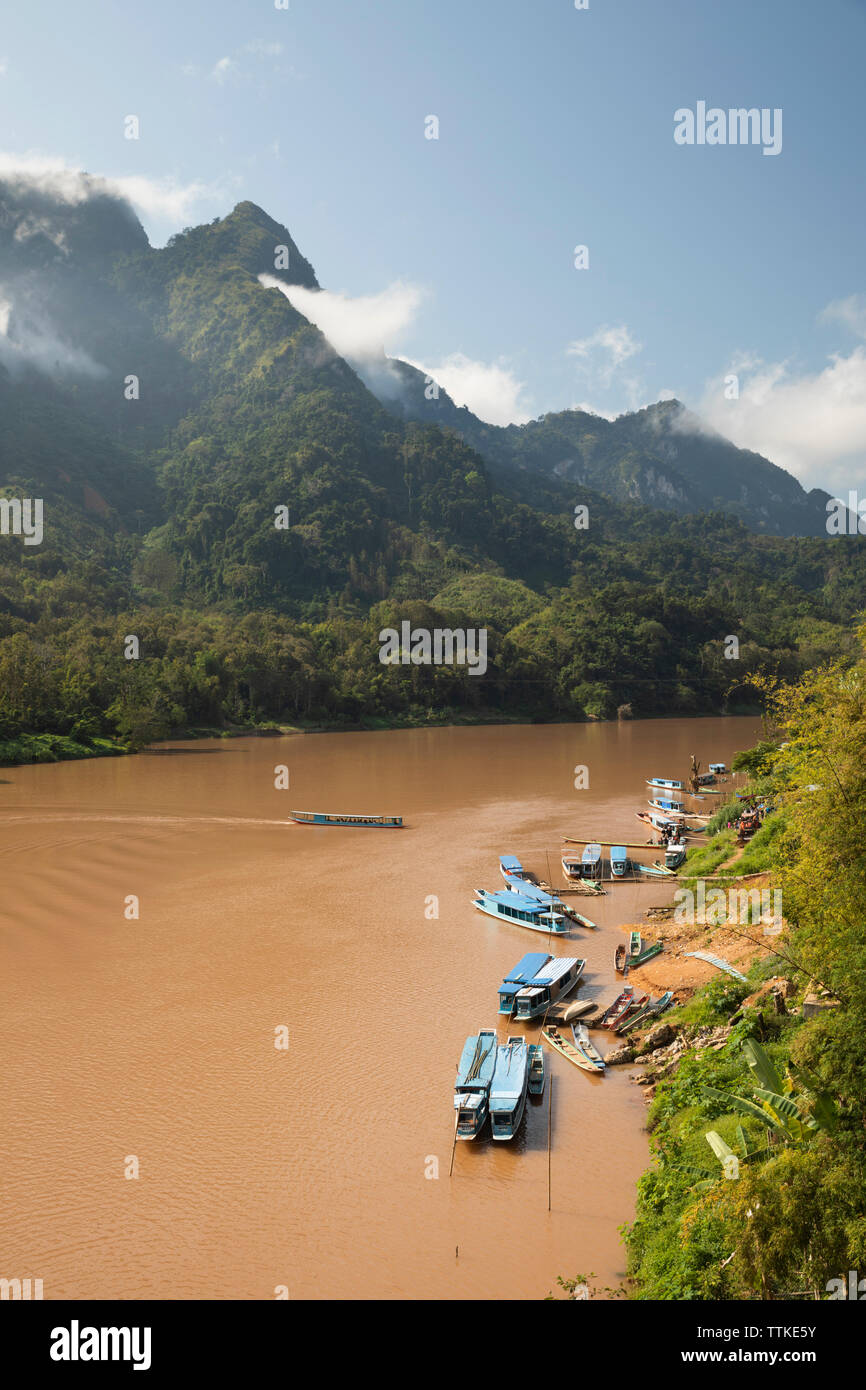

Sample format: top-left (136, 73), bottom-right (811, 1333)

top-left (165, 200), bottom-right (319, 288)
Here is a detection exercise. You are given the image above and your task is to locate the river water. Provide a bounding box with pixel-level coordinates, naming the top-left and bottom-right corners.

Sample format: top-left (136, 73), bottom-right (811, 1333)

top-left (0, 716), bottom-right (758, 1299)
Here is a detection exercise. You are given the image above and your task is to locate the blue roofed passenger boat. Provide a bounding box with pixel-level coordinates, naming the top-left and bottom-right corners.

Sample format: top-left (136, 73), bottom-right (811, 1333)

top-left (473, 886), bottom-right (570, 935)
top-left (454, 1030), bottom-right (497, 1140)
top-left (498, 952), bottom-right (552, 1013)
top-left (580, 843), bottom-right (602, 879)
top-left (499, 854), bottom-right (524, 883)
top-left (498, 953), bottom-right (585, 1019)
top-left (649, 797), bottom-right (686, 814)
top-left (646, 777), bottom-right (684, 791)
top-left (610, 845), bottom-right (629, 877)
top-left (489, 1037), bottom-right (530, 1141)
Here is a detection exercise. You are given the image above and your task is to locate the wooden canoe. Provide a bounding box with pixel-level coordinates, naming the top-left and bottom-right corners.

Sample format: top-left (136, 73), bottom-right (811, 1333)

top-left (542, 1026), bottom-right (601, 1074)
top-left (597, 987), bottom-right (634, 1029)
top-left (632, 942), bottom-right (664, 968)
top-left (615, 943), bottom-right (628, 973)
top-left (571, 1023), bottom-right (605, 1070)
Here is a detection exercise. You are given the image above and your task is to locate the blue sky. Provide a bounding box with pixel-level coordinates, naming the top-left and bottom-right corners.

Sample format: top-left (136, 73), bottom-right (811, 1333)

top-left (1, 0), bottom-right (865, 492)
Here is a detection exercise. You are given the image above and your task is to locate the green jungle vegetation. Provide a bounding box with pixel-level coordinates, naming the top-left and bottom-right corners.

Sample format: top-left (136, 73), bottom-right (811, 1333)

top-left (2, 199), bottom-right (866, 759)
top-left (625, 634), bottom-right (866, 1298)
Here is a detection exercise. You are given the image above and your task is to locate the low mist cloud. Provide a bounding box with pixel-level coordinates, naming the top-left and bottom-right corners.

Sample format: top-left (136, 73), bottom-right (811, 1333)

top-left (260, 275), bottom-right (424, 360)
top-left (399, 352), bottom-right (531, 426)
top-left (699, 347), bottom-right (866, 494)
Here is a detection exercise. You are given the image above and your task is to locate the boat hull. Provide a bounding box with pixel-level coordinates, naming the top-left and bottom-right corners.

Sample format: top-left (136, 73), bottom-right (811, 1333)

top-left (473, 897), bottom-right (569, 934)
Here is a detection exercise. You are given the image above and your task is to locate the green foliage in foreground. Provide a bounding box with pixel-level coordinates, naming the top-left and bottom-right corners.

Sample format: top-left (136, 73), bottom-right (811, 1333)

top-left (625, 630), bottom-right (866, 1299)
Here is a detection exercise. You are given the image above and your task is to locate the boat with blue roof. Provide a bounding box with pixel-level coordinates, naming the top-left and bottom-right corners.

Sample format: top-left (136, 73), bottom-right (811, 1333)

top-left (497, 952), bottom-right (585, 1019)
top-left (473, 886), bottom-right (570, 934)
top-left (454, 1030), bottom-right (498, 1139)
top-left (610, 845), bottom-right (629, 877)
top-left (499, 854), bottom-right (524, 883)
top-left (489, 1037), bottom-right (530, 1140)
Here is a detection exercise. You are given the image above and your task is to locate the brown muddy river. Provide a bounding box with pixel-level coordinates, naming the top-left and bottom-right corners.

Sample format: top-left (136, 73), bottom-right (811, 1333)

top-left (0, 716), bottom-right (758, 1299)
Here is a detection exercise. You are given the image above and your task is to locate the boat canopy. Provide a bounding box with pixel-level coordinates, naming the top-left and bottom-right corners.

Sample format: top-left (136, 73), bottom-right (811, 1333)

top-left (499, 855), bottom-right (523, 874)
top-left (507, 879), bottom-right (560, 908)
top-left (504, 952), bottom-right (551, 983)
top-left (480, 888), bottom-right (550, 915)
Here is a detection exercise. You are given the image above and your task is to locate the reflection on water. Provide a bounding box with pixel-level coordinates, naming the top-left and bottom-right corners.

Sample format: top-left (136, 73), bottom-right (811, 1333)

top-left (0, 717), bottom-right (758, 1299)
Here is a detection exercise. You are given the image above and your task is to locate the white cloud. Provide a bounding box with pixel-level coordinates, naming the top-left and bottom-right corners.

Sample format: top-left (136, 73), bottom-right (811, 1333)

top-left (401, 352), bottom-right (531, 426)
top-left (0, 152), bottom-right (225, 235)
top-left (211, 56), bottom-right (236, 83)
top-left (0, 293), bottom-right (105, 377)
top-left (259, 275), bottom-right (425, 359)
top-left (567, 323), bottom-right (642, 385)
top-left (699, 346), bottom-right (866, 494)
top-left (821, 294), bottom-right (866, 339)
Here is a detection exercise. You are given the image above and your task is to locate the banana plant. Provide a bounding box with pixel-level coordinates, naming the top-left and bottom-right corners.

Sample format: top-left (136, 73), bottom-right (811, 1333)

top-left (703, 1039), bottom-right (837, 1170)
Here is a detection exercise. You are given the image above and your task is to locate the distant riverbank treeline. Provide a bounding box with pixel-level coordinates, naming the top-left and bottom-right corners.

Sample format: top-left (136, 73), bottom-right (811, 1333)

top-left (625, 631), bottom-right (866, 1299)
top-left (0, 543), bottom-right (863, 753)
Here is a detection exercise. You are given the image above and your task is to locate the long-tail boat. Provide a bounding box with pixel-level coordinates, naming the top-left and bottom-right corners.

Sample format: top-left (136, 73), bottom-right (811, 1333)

top-left (542, 1025), bottom-right (603, 1074)
top-left (633, 942), bottom-right (664, 968)
top-left (597, 987), bottom-right (635, 1030)
top-left (527, 1043), bottom-right (546, 1096)
top-left (615, 943), bottom-right (628, 973)
top-left (454, 1030), bottom-right (497, 1139)
top-left (618, 989), bottom-right (675, 1034)
top-left (489, 1037), bottom-right (530, 1141)
top-left (571, 1023), bottom-right (605, 1071)
top-left (290, 810), bottom-right (403, 828)
top-left (629, 931), bottom-right (642, 959)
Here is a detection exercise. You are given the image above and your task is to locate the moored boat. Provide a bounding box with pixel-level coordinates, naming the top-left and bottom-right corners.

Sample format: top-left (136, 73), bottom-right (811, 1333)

top-left (614, 943), bottom-right (628, 973)
top-left (474, 887), bottom-right (570, 935)
top-left (489, 1037), bottom-right (530, 1140)
top-left (633, 941), bottom-right (664, 967)
top-left (513, 956), bottom-right (585, 1020)
top-left (619, 990), bottom-right (675, 1033)
top-left (665, 839), bottom-right (687, 870)
top-left (569, 909), bottom-right (598, 930)
top-left (571, 1022), bottom-right (605, 1071)
top-left (547, 997), bottom-right (598, 1025)
top-left (649, 797), bottom-right (686, 814)
top-left (561, 853), bottom-right (583, 880)
top-left (581, 843), bottom-right (602, 879)
top-left (498, 954), bottom-right (585, 1019)
top-left (497, 952), bottom-right (551, 1014)
top-left (528, 1042), bottom-right (546, 1096)
top-left (629, 931), bottom-right (642, 959)
top-left (290, 810), bottom-right (403, 827)
top-left (709, 763), bottom-right (727, 776)
top-left (635, 860), bottom-right (677, 877)
top-left (542, 1025), bottom-right (603, 1074)
top-left (499, 854), bottom-right (524, 883)
top-left (610, 845), bottom-right (629, 877)
top-left (454, 1030), bottom-right (497, 1139)
top-left (597, 987), bottom-right (634, 1029)
top-left (646, 777), bottom-right (684, 791)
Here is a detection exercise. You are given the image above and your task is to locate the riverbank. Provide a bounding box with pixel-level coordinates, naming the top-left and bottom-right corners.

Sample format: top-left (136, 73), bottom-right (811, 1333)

top-left (0, 704), bottom-right (762, 769)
